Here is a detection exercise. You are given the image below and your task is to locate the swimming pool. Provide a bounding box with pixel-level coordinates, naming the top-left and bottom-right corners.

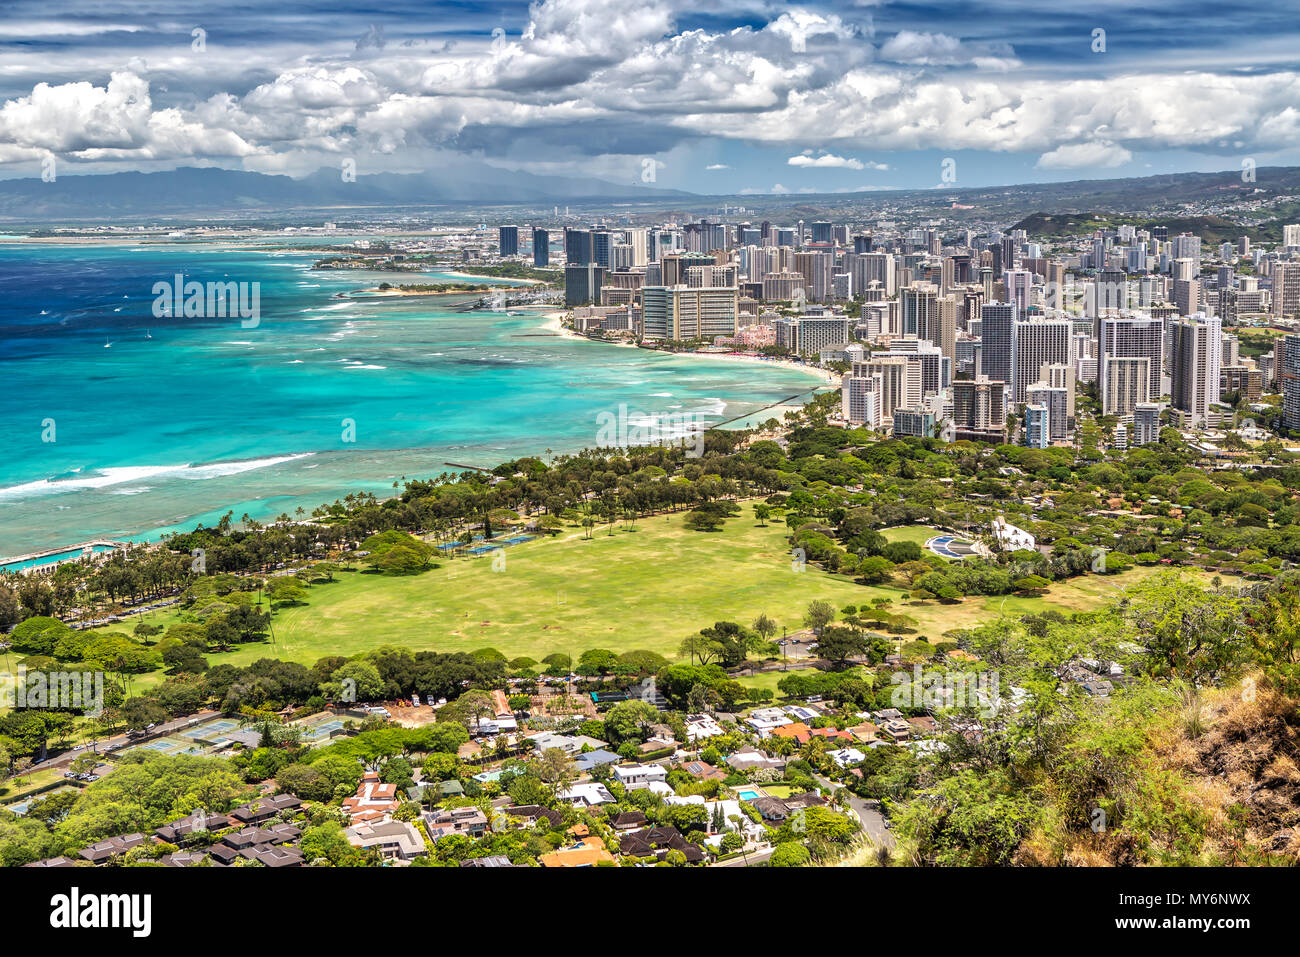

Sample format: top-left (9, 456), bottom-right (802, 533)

top-left (736, 788), bottom-right (761, 801)
top-left (0, 543), bottom-right (117, 574)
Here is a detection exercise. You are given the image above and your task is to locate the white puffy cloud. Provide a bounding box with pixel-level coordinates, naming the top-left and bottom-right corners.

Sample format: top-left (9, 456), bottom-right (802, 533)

top-left (0, 0), bottom-right (1296, 176)
top-left (788, 151), bottom-right (865, 169)
top-left (1036, 140), bottom-right (1132, 169)
top-left (879, 30), bottom-right (1019, 70)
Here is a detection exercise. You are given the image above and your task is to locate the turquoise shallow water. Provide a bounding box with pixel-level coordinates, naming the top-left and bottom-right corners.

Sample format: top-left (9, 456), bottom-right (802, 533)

top-left (0, 241), bottom-right (824, 558)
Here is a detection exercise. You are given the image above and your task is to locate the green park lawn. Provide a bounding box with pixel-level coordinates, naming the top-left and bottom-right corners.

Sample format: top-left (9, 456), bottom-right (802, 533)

top-left (142, 516), bottom-right (1239, 669)
top-left (734, 667), bottom-right (823, 693)
top-left (881, 524), bottom-right (944, 548)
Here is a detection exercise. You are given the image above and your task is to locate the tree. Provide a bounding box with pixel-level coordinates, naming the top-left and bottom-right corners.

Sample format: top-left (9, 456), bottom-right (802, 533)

top-left (531, 747), bottom-right (576, 797)
top-left (604, 700), bottom-right (659, 745)
top-left (324, 661), bottom-right (386, 703)
top-left (815, 626), bottom-right (869, 669)
top-left (753, 613), bottom-right (778, 643)
top-left (679, 634), bottom-right (724, 665)
top-left (1249, 584), bottom-right (1300, 696)
top-left (1122, 570), bottom-right (1244, 684)
top-left (684, 509), bottom-right (724, 532)
top-left (803, 600), bottom-right (837, 635)
top-left (769, 842), bottom-right (811, 867)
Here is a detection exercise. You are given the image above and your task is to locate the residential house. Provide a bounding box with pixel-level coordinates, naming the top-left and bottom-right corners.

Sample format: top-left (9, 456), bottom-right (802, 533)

top-left (343, 770), bottom-right (400, 824)
top-left (503, 805), bottom-right (564, 828)
top-left (725, 748), bottom-right (786, 773)
top-left (78, 833), bottom-right (148, 863)
top-left (539, 836), bottom-right (616, 867)
top-left (227, 793), bottom-right (302, 827)
top-left (744, 707), bottom-right (795, 737)
top-left (346, 820), bottom-right (426, 860)
top-left (558, 782), bottom-right (615, 807)
top-left (828, 747), bottom-right (865, 768)
top-left (771, 722), bottom-right (812, 744)
top-left (613, 763), bottom-right (668, 791)
top-left (684, 714), bottom-right (724, 741)
top-left (677, 760), bottom-right (726, 781)
top-left (618, 826), bottom-right (705, 863)
top-left (609, 810), bottom-right (647, 831)
top-left (572, 748), bottom-right (621, 773)
top-left (423, 806), bottom-right (489, 841)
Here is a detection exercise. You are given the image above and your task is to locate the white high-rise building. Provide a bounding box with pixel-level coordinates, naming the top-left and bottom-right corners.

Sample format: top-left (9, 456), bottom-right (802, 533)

top-left (1099, 316), bottom-right (1164, 415)
top-left (1011, 318), bottom-right (1071, 406)
top-left (841, 371), bottom-right (883, 429)
top-left (1170, 314), bottom-right (1222, 427)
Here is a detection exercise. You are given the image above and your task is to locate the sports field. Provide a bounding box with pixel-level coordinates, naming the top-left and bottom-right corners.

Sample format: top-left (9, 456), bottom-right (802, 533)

top-left (169, 514), bottom-right (1219, 669)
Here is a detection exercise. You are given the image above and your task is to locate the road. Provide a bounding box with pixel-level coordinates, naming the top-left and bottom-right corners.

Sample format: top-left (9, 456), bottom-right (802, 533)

top-left (22, 709), bottom-right (222, 775)
top-left (816, 773), bottom-right (896, 850)
top-left (711, 845), bottom-right (775, 867)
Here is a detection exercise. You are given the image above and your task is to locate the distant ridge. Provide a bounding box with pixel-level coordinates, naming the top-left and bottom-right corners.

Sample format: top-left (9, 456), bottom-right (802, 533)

top-left (0, 162), bottom-right (693, 220)
top-left (2, 163), bottom-right (1300, 228)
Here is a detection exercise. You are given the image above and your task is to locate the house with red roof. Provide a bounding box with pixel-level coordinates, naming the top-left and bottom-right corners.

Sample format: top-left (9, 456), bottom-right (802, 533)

top-left (342, 770), bottom-right (400, 824)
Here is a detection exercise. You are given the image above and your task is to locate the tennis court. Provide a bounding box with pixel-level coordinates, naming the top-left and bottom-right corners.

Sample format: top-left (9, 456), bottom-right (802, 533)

top-left (123, 736), bottom-right (208, 757)
top-left (177, 718), bottom-right (242, 740)
top-left (297, 717), bottom-right (346, 743)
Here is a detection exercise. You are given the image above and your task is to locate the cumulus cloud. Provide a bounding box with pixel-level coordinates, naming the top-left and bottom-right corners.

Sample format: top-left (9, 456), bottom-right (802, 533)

top-left (879, 30), bottom-right (1019, 69)
top-left (788, 151), bottom-right (874, 170)
top-left (1036, 140), bottom-right (1133, 169)
top-left (705, 163), bottom-right (729, 169)
top-left (0, 0), bottom-right (1295, 178)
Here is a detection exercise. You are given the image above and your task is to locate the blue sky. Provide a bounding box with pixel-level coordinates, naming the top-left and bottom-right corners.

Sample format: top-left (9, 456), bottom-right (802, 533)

top-left (0, 0), bottom-right (1297, 192)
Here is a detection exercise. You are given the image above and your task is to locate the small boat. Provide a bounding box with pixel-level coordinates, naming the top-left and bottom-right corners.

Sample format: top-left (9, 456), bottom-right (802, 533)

top-left (145, 330), bottom-right (153, 340)
top-left (104, 339), bottom-right (112, 348)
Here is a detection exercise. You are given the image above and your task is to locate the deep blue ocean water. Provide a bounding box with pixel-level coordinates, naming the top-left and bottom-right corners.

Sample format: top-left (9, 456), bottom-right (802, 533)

top-left (0, 240), bottom-right (824, 557)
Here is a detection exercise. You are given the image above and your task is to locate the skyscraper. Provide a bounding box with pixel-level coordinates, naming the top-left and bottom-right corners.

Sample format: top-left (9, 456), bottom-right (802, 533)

top-left (1011, 317), bottom-right (1071, 406)
top-left (1132, 403), bottom-right (1162, 445)
top-left (1281, 334), bottom-right (1300, 433)
top-left (1169, 314), bottom-right (1223, 427)
top-left (564, 264), bottom-right (604, 306)
top-left (980, 301), bottom-right (1016, 397)
top-left (841, 370), bottom-right (883, 428)
top-left (1102, 357), bottom-right (1152, 416)
top-left (1023, 403), bottom-right (1050, 449)
top-left (952, 377), bottom-right (1008, 443)
top-left (1026, 382), bottom-right (1070, 441)
top-left (1273, 262), bottom-right (1300, 320)
top-left (1002, 269), bottom-right (1033, 316)
top-left (498, 225), bottom-right (519, 257)
top-left (1099, 316), bottom-right (1164, 414)
top-left (565, 227), bottom-right (592, 265)
top-left (532, 227), bottom-right (549, 266)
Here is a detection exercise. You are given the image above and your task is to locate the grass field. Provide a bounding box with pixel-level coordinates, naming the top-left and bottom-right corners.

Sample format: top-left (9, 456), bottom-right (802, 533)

top-left (734, 667), bottom-right (823, 692)
top-left (138, 516), bottom-right (1238, 669)
top-left (881, 524), bottom-right (944, 548)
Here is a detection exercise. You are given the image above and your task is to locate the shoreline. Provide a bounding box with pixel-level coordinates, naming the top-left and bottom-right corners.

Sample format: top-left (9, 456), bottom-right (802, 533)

top-left (5, 310), bottom-right (830, 566)
top-left (545, 310), bottom-right (840, 388)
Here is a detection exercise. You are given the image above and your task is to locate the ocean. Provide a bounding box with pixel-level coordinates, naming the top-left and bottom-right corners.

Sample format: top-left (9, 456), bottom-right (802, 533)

top-left (0, 240), bottom-right (825, 558)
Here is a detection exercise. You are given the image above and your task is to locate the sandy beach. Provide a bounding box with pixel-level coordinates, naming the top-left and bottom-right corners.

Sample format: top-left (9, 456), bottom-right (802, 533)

top-left (543, 310), bottom-right (839, 387)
